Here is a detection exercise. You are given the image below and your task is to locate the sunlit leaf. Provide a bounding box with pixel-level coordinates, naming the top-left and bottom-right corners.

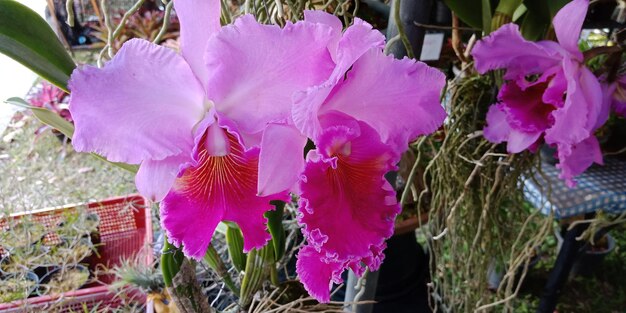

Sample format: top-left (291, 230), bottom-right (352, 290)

top-left (0, 1), bottom-right (76, 91)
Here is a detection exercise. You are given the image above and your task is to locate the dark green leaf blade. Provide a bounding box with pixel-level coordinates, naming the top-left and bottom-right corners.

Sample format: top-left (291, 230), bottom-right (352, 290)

top-left (442, 0), bottom-right (484, 30)
top-left (0, 0), bottom-right (76, 91)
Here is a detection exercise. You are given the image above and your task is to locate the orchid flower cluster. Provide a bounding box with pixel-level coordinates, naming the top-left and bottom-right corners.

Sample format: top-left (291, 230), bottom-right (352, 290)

top-left (67, 0), bottom-right (446, 302)
top-left (472, 0), bottom-right (624, 187)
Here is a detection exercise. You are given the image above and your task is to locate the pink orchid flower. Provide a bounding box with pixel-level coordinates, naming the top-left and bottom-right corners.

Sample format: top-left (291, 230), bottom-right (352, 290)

top-left (472, 0), bottom-right (608, 187)
top-left (68, 0), bottom-right (337, 258)
top-left (285, 11), bottom-right (447, 302)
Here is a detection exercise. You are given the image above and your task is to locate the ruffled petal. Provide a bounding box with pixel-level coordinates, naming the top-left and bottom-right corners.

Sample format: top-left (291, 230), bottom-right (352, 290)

top-left (498, 80), bottom-right (556, 133)
top-left (297, 49), bottom-right (445, 153)
top-left (161, 126), bottom-right (286, 259)
top-left (483, 105), bottom-right (511, 143)
top-left (295, 246), bottom-right (345, 303)
top-left (173, 0), bottom-right (221, 83)
top-left (545, 58), bottom-right (602, 145)
top-left (556, 136), bottom-right (603, 187)
top-left (69, 39), bottom-right (206, 164)
top-left (298, 121), bottom-right (399, 263)
top-left (135, 153), bottom-right (190, 202)
top-left (328, 50), bottom-right (445, 148)
top-left (257, 123), bottom-right (307, 196)
top-left (552, 0), bottom-right (587, 58)
top-left (471, 24), bottom-right (562, 78)
top-left (303, 10), bottom-right (343, 62)
top-left (293, 18), bottom-right (386, 140)
top-left (205, 15), bottom-right (335, 143)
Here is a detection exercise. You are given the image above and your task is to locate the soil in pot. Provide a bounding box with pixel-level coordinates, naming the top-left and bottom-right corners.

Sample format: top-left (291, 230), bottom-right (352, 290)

top-left (39, 265), bottom-right (90, 295)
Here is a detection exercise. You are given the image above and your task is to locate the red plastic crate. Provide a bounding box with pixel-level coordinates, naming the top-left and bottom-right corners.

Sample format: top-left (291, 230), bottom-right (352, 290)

top-left (0, 194), bottom-right (153, 312)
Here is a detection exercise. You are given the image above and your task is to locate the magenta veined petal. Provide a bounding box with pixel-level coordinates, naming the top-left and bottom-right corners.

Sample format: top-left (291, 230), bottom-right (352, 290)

top-left (68, 39), bottom-right (206, 164)
top-left (161, 125), bottom-right (287, 259)
top-left (498, 79), bottom-right (557, 133)
top-left (173, 0), bottom-right (221, 84)
top-left (552, 0), bottom-right (588, 58)
top-left (297, 120), bottom-right (400, 301)
top-left (204, 15), bottom-right (335, 146)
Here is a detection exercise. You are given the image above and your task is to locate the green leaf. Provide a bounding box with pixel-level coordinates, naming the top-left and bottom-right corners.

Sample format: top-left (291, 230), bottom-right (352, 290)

top-left (5, 97), bottom-right (138, 173)
top-left (547, 0), bottom-right (570, 17)
top-left (443, 0), bottom-right (484, 30)
top-left (6, 97), bottom-right (73, 137)
top-left (520, 9), bottom-right (549, 40)
top-left (0, 0), bottom-right (76, 91)
top-left (266, 201), bottom-right (286, 261)
top-left (481, 0), bottom-right (493, 33)
top-left (225, 224), bottom-right (247, 272)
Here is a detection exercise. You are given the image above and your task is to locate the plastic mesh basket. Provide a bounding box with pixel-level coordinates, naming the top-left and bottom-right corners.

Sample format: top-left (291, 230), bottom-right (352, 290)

top-left (0, 194), bottom-right (153, 312)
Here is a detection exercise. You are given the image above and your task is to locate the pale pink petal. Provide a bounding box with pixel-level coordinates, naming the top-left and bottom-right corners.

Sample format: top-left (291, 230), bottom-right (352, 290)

top-left (556, 136), bottom-right (603, 187)
top-left (311, 49), bottom-right (445, 152)
top-left (483, 105), bottom-right (511, 143)
top-left (545, 58), bottom-right (602, 145)
top-left (303, 10), bottom-right (343, 62)
top-left (173, 0), bottom-right (221, 83)
top-left (68, 39), bottom-right (205, 164)
top-left (292, 18), bottom-right (385, 140)
top-left (205, 15), bottom-right (335, 141)
top-left (135, 153), bottom-right (190, 202)
top-left (257, 123), bottom-right (307, 196)
top-left (298, 121), bottom-right (399, 262)
top-left (507, 130), bottom-right (542, 153)
top-left (471, 24), bottom-right (562, 78)
top-left (295, 246), bottom-right (345, 303)
top-left (161, 128), bottom-right (286, 259)
top-left (552, 0), bottom-right (587, 58)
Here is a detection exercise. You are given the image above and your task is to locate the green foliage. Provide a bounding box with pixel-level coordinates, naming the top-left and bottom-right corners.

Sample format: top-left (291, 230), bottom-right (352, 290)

top-left (0, 0), bottom-right (75, 91)
top-left (520, 0), bottom-right (571, 40)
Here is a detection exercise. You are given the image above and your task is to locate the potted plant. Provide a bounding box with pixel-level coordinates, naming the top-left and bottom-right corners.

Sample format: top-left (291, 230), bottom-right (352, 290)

top-left (38, 264), bottom-right (90, 295)
top-left (0, 271), bottom-right (39, 303)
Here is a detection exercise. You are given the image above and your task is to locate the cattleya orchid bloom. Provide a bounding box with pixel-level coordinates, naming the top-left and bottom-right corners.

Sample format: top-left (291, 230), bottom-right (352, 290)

top-left (68, 0), bottom-right (337, 258)
top-left (472, 0), bottom-right (608, 187)
top-left (287, 12), bottom-right (447, 302)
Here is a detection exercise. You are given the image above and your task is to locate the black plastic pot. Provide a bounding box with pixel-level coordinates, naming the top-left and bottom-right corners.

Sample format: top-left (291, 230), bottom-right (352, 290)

top-left (571, 234), bottom-right (616, 277)
top-left (372, 231), bottom-right (431, 313)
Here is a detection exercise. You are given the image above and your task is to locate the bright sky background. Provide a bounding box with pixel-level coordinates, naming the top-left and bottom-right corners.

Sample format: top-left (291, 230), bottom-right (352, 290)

top-left (0, 1), bottom-right (47, 135)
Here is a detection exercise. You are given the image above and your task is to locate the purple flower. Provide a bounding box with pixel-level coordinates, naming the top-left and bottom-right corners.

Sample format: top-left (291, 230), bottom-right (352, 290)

top-left (68, 0), bottom-right (336, 258)
top-left (287, 11), bottom-right (446, 302)
top-left (604, 74), bottom-right (626, 117)
top-left (472, 0), bottom-right (607, 187)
